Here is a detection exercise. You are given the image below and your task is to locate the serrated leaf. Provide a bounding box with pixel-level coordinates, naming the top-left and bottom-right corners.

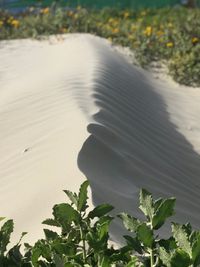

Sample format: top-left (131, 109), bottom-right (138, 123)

top-left (159, 247), bottom-right (171, 267)
top-left (44, 229), bottom-right (58, 240)
top-left (31, 247), bottom-right (41, 266)
top-left (191, 231), bottom-right (200, 266)
top-left (53, 254), bottom-right (65, 267)
top-left (159, 237), bottom-right (177, 251)
top-left (88, 204), bottom-right (113, 219)
top-left (0, 219), bottom-right (14, 254)
top-left (77, 180), bottom-right (89, 212)
top-left (152, 198), bottom-right (175, 229)
top-left (124, 235), bottom-right (143, 254)
top-left (63, 190), bottom-right (78, 207)
top-left (118, 213), bottom-right (140, 232)
top-left (172, 223), bottom-right (192, 257)
top-left (32, 240), bottom-right (51, 263)
top-left (139, 189), bottom-right (154, 222)
top-left (137, 223), bottom-right (154, 248)
top-left (170, 248), bottom-right (191, 267)
top-left (95, 216), bottom-right (113, 240)
top-left (53, 203), bottom-right (80, 230)
top-left (154, 198), bottom-right (163, 212)
top-left (42, 218), bottom-right (61, 227)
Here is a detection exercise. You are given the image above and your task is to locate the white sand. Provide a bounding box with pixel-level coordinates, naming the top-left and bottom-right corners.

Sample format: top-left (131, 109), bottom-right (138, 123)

top-left (0, 34), bottom-right (200, 245)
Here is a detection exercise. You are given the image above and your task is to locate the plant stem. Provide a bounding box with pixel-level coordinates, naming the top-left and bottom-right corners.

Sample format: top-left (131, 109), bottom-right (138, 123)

top-left (80, 225), bottom-right (86, 262)
top-left (150, 248), bottom-right (154, 267)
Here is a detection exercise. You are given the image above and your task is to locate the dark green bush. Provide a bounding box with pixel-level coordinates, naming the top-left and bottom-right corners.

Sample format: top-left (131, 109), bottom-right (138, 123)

top-left (1, 180), bottom-right (200, 266)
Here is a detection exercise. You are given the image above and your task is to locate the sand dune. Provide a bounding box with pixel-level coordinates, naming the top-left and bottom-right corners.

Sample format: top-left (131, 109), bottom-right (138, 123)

top-left (0, 34), bottom-right (200, 244)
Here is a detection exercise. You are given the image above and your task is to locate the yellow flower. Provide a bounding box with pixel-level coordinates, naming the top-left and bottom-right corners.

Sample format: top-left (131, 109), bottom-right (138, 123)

top-left (166, 42), bottom-right (174, 47)
top-left (107, 37), bottom-right (112, 43)
top-left (108, 18), bottom-right (114, 24)
top-left (112, 28), bottom-right (119, 34)
top-left (0, 21), bottom-right (3, 27)
top-left (41, 7), bottom-right (49, 14)
top-left (131, 24), bottom-right (137, 31)
top-left (144, 26), bottom-right (152, 36)
top-left (7, 16), bottom-right (14, 24)
top-left (157, 30), bottom-right (164, 36)
top-left (128, 34), bottom-right (134, 40)
top-left (167, 22), bottom-right (173, 28)
top-left (11, 19), bottom-right (20, 28)
top-left (124, 12), bottom-right (130, 19)
top-left (97, 22), bottom-right (103, 27)
top-left (76, 5), bottom-right (81, 10)
top-left (192, 37), bottom-right (199, 44)
top-left (108, 18), bottom-right (118, 26)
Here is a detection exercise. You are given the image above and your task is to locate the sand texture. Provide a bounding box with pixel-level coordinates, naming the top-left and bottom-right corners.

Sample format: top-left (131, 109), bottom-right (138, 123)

top-left (0, 34), bottom-right (200, 244)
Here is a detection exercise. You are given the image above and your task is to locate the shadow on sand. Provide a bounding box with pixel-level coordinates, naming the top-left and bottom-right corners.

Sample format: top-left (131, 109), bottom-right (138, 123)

top-left (77, 43), bottom-right (200, 241)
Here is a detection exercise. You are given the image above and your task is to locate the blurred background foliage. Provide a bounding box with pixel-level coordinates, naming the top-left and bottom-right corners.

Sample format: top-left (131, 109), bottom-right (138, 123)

top-left (0, 0), bottom-right (200, 87)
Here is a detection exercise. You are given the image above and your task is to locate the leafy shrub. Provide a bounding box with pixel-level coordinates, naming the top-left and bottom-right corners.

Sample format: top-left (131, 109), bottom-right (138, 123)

top-left (1, 180), bottom-right (200, 266)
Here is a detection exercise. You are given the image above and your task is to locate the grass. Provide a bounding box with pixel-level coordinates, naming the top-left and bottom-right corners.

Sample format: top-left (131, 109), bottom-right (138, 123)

top-left (0, 5), bottom-right (200, 86)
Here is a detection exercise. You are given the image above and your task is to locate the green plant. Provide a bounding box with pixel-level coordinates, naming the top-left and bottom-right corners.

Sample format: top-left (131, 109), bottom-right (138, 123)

top-left (1, 180), bottom-right (200, 266)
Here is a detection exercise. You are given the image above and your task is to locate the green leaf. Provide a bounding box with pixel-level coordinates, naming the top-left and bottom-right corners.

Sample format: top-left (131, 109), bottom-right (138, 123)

top-left (64, 263), bottom-right (74, 267)
top-left (53, 203), bottom-right (80, 227)
top-left (31, 247), bottom-right (41, 266)
top-left (159, 237), bottom-right (177, 251)
top-left (42, 218), bottom-right (60, 227)
top-left (32, 240), bottom-right (51, 265)
top-left (43, 229), bottom-right (58, 240)
top-left (191, 231), bottom-right (200, 266)
top-left (154, 198), bottom-right (163, 211)
top-left (124, 235), bottom-right (143, 254)
top-left (88, 204), bottom-right (113, 219)
top-left (137, 223), bottom-right (154, 248)
top-left (139, 189), bottom-right (154, 222)
top-left (77, 180), bottom-right (89, 212)
top-left (95, 216), bottom-right (113, 240)
top-left (172, 223), bottom-right (192, 257)
top-left (98, 255), bottom-right (110, 267)
top-left (126, 256), bottom-right (138, 267)
top-left (170, 248), bottom-right (191, 267)
top-left (118, 213), bottom-right (140, 232)
top-left (7, 244), bottom-right (23, 264)
top-left (152, 198), bottom-right (176, 229)
top-left (159, 247), bottom-right (171, 267)
top-left (0, 219), bottom-right (14, 255)
top-left (63, 190), bottom-right (78, 207)
top-left (53, 254), bottom-right (65, 267)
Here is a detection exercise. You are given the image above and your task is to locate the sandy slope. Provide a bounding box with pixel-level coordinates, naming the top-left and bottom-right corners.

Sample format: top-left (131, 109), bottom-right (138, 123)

top-left (0, 34), bottom-right (200, 244)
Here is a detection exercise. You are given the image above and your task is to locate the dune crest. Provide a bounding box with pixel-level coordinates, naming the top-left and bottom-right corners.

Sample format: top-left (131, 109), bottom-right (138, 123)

top-left (0, 34), bottom-right (200, 244)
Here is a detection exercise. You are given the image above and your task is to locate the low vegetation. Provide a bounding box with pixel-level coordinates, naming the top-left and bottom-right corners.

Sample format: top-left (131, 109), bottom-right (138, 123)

top-left (1, 180), bottom-right (200, 266)
top-left (0, 5), bottom-right (200, 86)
